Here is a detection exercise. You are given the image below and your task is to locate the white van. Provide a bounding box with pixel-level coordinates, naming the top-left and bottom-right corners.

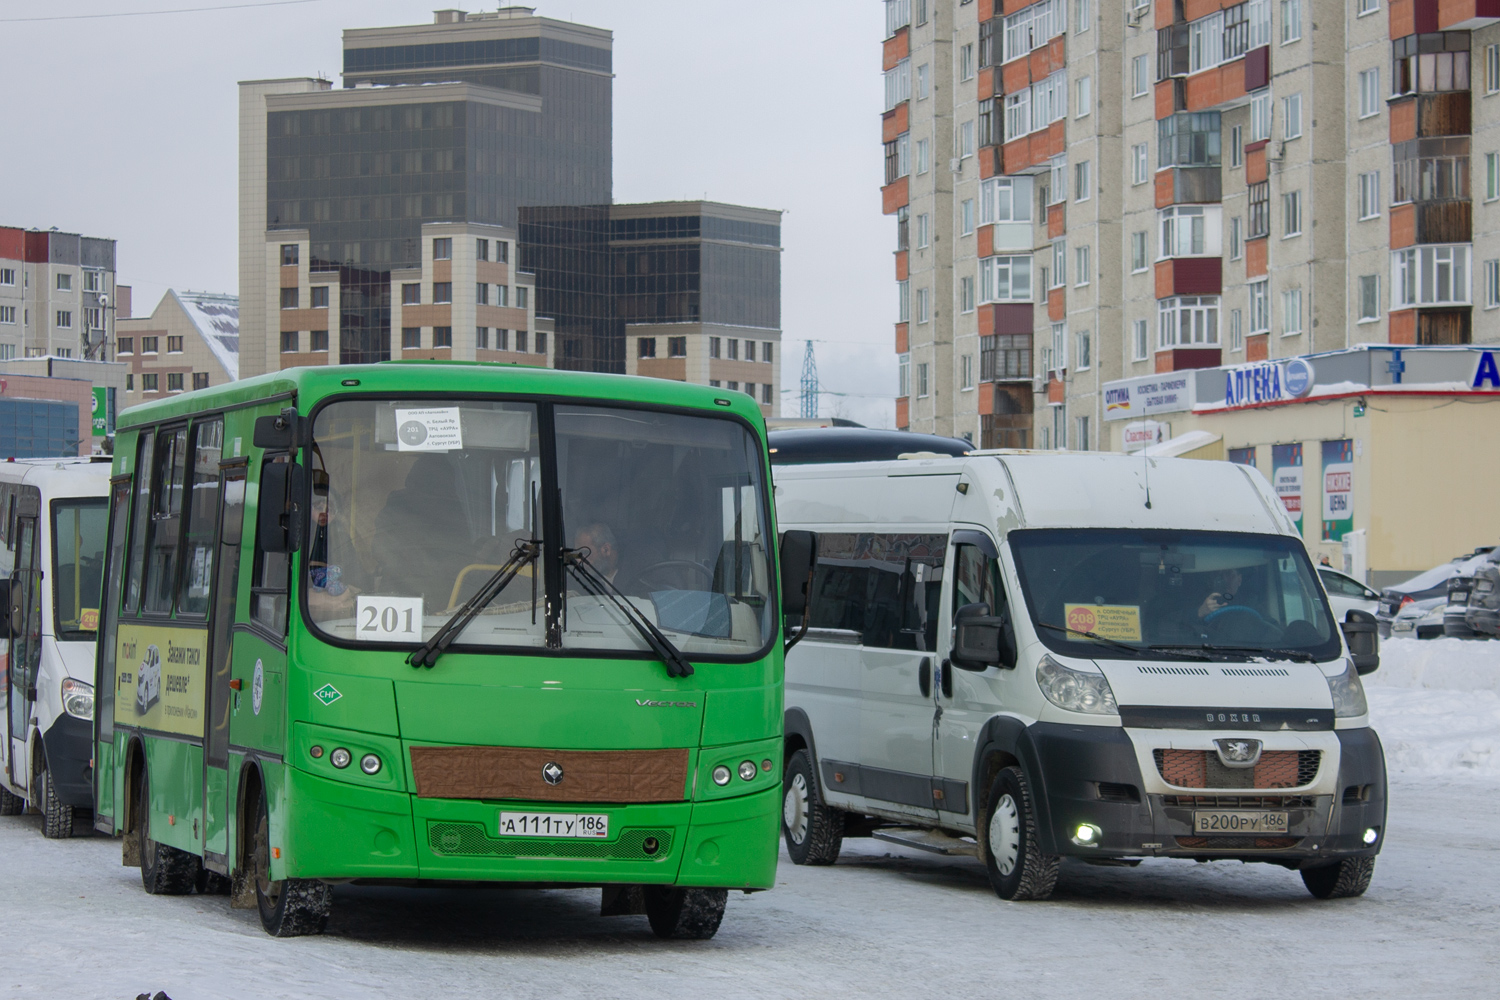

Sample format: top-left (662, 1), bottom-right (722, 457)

top-left (0, 458), bottom-right (111, 838)
top-left (776, 451), bottom-right (1385, 901)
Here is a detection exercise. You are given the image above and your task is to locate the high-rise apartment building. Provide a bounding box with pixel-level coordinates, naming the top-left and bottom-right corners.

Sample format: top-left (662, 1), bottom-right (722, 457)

top-left (883, 0), bottom-right (1500, 449)
top-left (0, 227), bottom-right (117, 362)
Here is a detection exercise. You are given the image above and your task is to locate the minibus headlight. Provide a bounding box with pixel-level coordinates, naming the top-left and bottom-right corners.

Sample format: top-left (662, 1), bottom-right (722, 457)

top-left (1327, 658), bottom-right (1369, 719)
top-left (1036, 655), bottom-right (1118, 715)
top-left (61, 678), bottom-right (94, 720)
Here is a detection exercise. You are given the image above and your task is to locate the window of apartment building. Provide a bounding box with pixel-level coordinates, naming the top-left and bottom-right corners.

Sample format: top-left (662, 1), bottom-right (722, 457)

top-left (916, 138), bottom-right (930, 174)
top-left (0, 268), bottom-right (15, 285)
top-left (142, 336), bottom-right (158, 354)
top-left (709, 336), bottom-right (721, 359)
top-left (1393, 244), bottom-right (1470, 306)
top-left (1358, 69), bottom-right (1381, 118)
top-left (280, 331), bottom-right (299, 353)
top-left (960, 275), bottom-right (977, 312)
top-left (280, 287), bottom-right (298, 309)
top-left (516, 330), bottom-right (530, 353)
top-left (961, 353), bottom-right (975, 390)
top-left (476, 282), bottom-right (489, 305)
top-left (1075, 415), bottom-right (1090, 452)
top-left (55, 310), bottom-right (72, 328)
top-left (84, 307), bottom-right (103, 332)
top-left (1249, 280), bottom-right (1270, 333)
top-left (1075, 330), bottom-right (1091, 369)
top-left (1359, 275), bottom-right (1381, 320)
top-left (1281, 288), bottom-right (1303, 335)
top-left (1282, 93), bottom-right (1302, 139)
top-left (979, 176), bottom-right (1034, 223)
top-left (666, 336), bottom-right (686, 358)
top-left (167, 373), bottom-right (184, 393)
top-left (885, 133), bottom-right (911, 183)
top-left (167, 336), bottom-right (183, 353)
top-left (916, 287), bottom-right (931, 324)
top-left (743, 382), bottom-right (757, 401)
top-left (1487, 260), bottom-right (1500, 308)
top-left (433, 282), bottom-right (452, 304)
top-left (310, 330), bottom-right (328, 351)
top-left (1230, 307), bottom-right (1244, 351)
top-left (979, 255), bottom-right (1034, 302)
top-left (1131, 231), bottom-right (1148, 272)
top-left (1132, 55), bottom-right (1150, 97)
top-left (1132, 143), bottom-right (1149, 185)
top-left (83, 270), bottom-right (103, 292)
top-left (1488, 44), bottom-right (1500, 94)
top-left (917, 362), bottom-right (930, 397)
top-left (1003, 0), bottom-right (1065, 64)
top-left (638, 337), bottom-right (657, 359)
top-left (961, 199), bottom-right (975, 234)
top-left (1282, 190), bottom-right (1302, 237)
top-left (886, 0), bottom-right (910, 35)
top-left (1279, 0), bottom-right (1301, 44)
top-left (143, 373), bottom-right (158, 393)
top-left (885, 58), bottom-right (912, 110)
top-left (727, 338), bottom-right (740, 360)
top-left (193, 372), bottom-right (210, 390)
top-left (1488, 152), bottom-right (1500, 200)
top-left (1358, 171), bottom-right (1381, 218)
top-left (54, 349), bottom-right (72, 358)
top-left (310, 285), bottom-right (329, 309)
top-left (402, 283), bottom-right (420, 305)
top-left (960, 121), bottom-right (975, 159)
top-left (1160, 205), bottom-right (1210, 257)
top-left (1159, 112), bottom-right (1221, 168)
top-left (281, 245), bottom-right (299, 266)
top-left (432, 326), bottom-right (452, 348)
top-left (898, 354), bottom-right (910, 397)
top-left (1357, 0), bottom-right (1378, 14)
top-left (1158, 296), bottom-right (1220, 348)
top-left (476, 327), bottom-right (490, 349)
top-left (1076, 76), bottom-right (1091, 117)
top-left (401, 327), bottom-right (420, 349)
top-left (1049, 323), bottom-right (1068, 372)
top-left (1052, 241), bottom-right (1067, 286)
top-left (432, 238), bottom-right (452, 260)
top-left (1075, 246), bottom-right (1090, 286)
top-left (0, 345), bottom-right (16, 361)
top-left (1230, 216), bottom-right (1243, 259)
top-left (917, 63), bottom-right (930, 100)
top-left (0, 306), bottom-right (16, 325)
top-left (726, 381), bottom-right (738, 391)
top-left (1074, 160), bottom-right (1091, 201)
top-left (1230, 125), bottom-right (1243, 167)
top-left (1250, 91), bottom-right (1271, 141)
top-left (1132, 319), bottom-right (1149, 360)
top-left (960, 43), bottom-right (975, 81)
top-left (762, 383), bottom-right (773, 405)
top-left (1392, 34), bottom-right (1470, 97)
top-left (475, 238), bottom-right (489, 262)
top-left (979, 99), bottom-right (1001, 148)
top-left (1076, 0), bottom-right (1090, 30)
top-left (898, 280), bottom-right (911, 322)
top-left (495, 240), bottom-right (509, 264)
top-left (1392, 138), bottom-right (1469, 203)
top-left (980, 333), bottom-right (1033, 380)
top-left (1249, 181), bottom-right (1271, 237)
top-left (1049, 155), bottom-right (1068, 203)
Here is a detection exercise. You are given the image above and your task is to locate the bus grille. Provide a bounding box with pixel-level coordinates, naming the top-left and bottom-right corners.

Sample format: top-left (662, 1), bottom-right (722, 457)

top-left (1154, 749), bottom-right (1320, 789)
top-left (1175, 836), bottom-right (1300, 850)
top-left (426, 822), bottom-right (673, 861)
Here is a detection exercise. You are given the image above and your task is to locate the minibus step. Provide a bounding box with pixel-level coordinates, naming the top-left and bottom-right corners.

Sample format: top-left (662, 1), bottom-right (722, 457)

top-left (871, 828), bottom-right (979, 857)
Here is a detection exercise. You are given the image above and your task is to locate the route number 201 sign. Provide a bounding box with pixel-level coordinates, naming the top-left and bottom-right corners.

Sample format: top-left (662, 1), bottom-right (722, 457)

top-left (354, 595), bottom-right (424, 642)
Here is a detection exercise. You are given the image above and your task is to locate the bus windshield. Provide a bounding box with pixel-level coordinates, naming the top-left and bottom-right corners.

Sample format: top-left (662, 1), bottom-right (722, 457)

top-left (308, 398), bottom-right (774, 658)
top-left (1008, 528), bottom-right (1342, 662)
top-left (52, 499), bottom-right (108, 640)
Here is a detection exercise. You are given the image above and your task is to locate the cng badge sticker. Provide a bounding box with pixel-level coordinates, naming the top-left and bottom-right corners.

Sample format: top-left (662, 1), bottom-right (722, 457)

top-left (252, 660), bottom-right (264, 716)
top-left (314, 683), bottom-right (343, 706)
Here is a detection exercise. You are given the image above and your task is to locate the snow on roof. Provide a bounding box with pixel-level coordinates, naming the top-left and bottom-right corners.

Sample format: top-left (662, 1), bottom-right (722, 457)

top-left (171, 290), bottom-right (239, 380)
top-left (1133, 429), bottom-right (1222, 457)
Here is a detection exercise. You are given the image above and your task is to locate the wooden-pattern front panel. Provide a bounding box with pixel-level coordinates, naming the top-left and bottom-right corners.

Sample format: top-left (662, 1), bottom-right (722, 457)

top-left (410, 746), bottom-right (690, 803)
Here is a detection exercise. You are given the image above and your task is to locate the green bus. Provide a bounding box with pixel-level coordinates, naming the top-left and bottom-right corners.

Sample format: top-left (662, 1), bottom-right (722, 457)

top-left (92, 363), bottom-right (814, 938)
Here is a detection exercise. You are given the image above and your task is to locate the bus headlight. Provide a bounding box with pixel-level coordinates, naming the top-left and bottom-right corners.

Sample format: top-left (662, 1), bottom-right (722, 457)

top-left (1036, 655), bottom-right (1118, 715)
top-left (61, 678), bottom-right (94, 720)
top-left (1327, 659), bottom-right (1369, 718)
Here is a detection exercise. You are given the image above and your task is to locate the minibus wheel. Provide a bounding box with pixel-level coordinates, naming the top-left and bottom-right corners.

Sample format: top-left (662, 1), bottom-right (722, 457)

top-left (644, 886), bottom-right (727, 940)
top-left (1301, 857), bottom-right (1375, 899)
top-left (782, 749), bottom-right (842, 865)
top-left (0, 784), bottom-right (23, 816)
top-left (138, 770), bottom-right (200, 895)
top-left (982, 766), bottom-right (1059, 901)
top-left (35, 759), bottom-right (74, 839)
top-left (250, 790), bottom-right (331, 936)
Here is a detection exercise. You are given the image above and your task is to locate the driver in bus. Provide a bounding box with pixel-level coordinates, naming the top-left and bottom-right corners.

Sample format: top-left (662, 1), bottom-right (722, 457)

top-left (307, 483), bottom-right (358, 621)
top-left (572, 523), bottom-right (621, 587)
top-left (1196, 567), bottom-right (1244, 620)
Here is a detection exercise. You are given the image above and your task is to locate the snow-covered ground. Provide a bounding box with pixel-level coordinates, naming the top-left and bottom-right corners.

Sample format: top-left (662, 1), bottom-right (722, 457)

top-left (3, 637), bottom-right (1496, 999)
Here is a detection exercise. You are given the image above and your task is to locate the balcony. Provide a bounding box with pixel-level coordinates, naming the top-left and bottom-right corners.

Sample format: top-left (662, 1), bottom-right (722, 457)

top-left (1155, 348), bottom-right (1222, 373)
top-left (1155, 167), bottom-right (1222, 208)
top-left (1389, 307), bottom-right (1472, 344)
top-left (1155, 257), bottom-right (1223, 298)
top-left (1391, 200), bottom-right (1473, 247)
top-left (1391, 92), bottom-right (1471, 141)
top-left (1437, 0), bottom-right (1500, 30)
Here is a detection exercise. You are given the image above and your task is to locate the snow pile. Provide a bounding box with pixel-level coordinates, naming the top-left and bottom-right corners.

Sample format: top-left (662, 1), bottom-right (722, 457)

top-left (1366, 637), bottom-right (1500, 780)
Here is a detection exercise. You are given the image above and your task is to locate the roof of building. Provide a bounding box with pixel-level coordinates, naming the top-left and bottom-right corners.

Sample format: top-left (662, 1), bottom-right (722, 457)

top-left (171, 290), bottom-right (239, 380)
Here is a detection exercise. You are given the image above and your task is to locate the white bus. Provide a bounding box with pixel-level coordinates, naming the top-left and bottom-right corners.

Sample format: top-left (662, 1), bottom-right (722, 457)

top-left (0, 458), bottom-right (111, 837)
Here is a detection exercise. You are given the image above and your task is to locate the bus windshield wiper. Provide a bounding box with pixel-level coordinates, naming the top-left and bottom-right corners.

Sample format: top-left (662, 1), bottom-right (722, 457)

top-left (408, 538), bottom-right (541, 669)
top-left (564, 547), bottom-right (694, 679)
top-left (1035, 621), bottom-right (1212, 660)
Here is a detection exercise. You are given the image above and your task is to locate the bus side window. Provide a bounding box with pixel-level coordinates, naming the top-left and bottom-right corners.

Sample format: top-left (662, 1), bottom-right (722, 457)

top-left (175, 418), bottom-right (224, 617)
top-left (97, 478), bottom-right (133, 742)
top-left (251, 458), bottom-right (291, 636)
top-left (142, 426), bottom-right (188, 614)
top-left (806, 532), bottom-right (946, 650)
top-left (123, 432), bottom-right (155, 614)
top-left (953, 543), bottom-right (1010, 619)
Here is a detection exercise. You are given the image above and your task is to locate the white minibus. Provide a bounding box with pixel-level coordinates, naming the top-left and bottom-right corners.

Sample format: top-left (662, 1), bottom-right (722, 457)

top-left (0, 458), bottom-right (111, 837)
top-left (777, 450), bottom-right (1385, 901)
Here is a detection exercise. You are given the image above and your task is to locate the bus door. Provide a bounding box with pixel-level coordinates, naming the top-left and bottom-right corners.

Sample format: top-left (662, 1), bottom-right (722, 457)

top-left (201, 462), bottom-right (247, 871)
top-left (7, 491), bottom-right (43, 791)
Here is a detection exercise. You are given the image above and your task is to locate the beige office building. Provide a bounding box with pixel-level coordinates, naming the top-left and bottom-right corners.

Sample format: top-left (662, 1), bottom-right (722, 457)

top-left (115, 289), bottom-right (240, 405)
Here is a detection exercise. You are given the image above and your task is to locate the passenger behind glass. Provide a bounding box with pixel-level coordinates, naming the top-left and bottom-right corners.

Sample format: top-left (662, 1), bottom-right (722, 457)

top-left (307, 477), bottom-right (358, 621)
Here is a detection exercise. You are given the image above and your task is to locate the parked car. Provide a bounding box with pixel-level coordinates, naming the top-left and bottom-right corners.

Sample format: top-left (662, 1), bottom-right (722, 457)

top-left (1389, 599), bottom-right (1446, 640)
top-left (1377, 548), bottom-right (1496, 638)
top-left (1319, 567), bottom-right (1380, 622)
top-left (1452, 549), bottom-right (1500, 639)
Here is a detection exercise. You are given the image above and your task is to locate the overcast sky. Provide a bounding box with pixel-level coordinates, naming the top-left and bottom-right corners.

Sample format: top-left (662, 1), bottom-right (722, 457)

top-left (0, 0), bottom-right (895, 425)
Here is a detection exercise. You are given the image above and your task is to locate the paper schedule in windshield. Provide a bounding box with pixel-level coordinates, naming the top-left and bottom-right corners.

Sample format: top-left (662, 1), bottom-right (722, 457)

top-left (1064, 604), bottom-right (1143, 642)
top-left (395, 407), bottom-right (463, 451)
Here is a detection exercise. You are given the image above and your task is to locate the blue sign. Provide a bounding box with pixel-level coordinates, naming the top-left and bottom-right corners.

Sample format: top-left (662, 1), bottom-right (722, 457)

top-left (1284, 357), bottom-right (1315, 397)
top-left (1474, 351), bottom-right (1500, 389)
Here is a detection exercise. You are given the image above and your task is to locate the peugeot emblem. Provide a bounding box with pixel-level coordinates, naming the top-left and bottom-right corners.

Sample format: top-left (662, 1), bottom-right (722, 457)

top-left (542, 761), bottom-right (564, 785)
top-left (1214, 738), bottom-right (1262, 768)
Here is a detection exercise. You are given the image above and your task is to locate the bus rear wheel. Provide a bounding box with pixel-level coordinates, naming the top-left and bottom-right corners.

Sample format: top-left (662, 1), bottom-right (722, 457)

top-left (36, 762), bottom-right (75, 839)
top-left (0, 784), bottom-right (23, 816)
top-left (250, 791), bottom-right (330, 936)
top-left (138, 770), bottom-right (200, 895)
top-left (643, 886), bottom-right (727, 940)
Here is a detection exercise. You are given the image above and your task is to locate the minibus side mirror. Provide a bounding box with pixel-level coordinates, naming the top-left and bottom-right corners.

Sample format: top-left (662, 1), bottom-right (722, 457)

top-left (257, 462), bottom-right (307, 555)
top-left (1342, 608), bottom-right (1379, 675)
top-left (779, 530), bottom-right (818, 617)
top-left (0, 578), bottom-right (10, 639)
top-left (951, 602), bottom-right (1016, 671)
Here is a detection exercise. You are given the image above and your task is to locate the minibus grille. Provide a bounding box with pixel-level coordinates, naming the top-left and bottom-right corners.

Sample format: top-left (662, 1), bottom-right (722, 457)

top-left (1160, 794), bottom-right (1318, 808)
top-left (427, 822), bottom-right (673, 861)
top-left (1154, 749), bottom-right (1321, 789)
top-left (1174, 836), bottom-right (1301, 850)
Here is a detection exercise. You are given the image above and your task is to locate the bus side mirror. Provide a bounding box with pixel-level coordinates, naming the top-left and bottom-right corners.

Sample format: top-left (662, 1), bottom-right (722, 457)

top-left (257, 463), bottom-right (307, 555)
top-left (779, 530), bottom-right (818, 617)
top-left (952, 602), bottom-right (1016, 671)
top-left (0, 579), bottom-right (10, 639)
top-left (254, 407), bottom-right (305, 452)
top-left (1342, 609), bottom-right (1379, 675)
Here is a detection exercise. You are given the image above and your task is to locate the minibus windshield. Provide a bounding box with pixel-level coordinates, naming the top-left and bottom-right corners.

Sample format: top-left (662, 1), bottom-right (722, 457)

top-left (1009, 528), bottom-right (1342, 662)
top-left (307, 398), bottom-right (774, 658)
top-left (52, 499), bottom-right (107, 640)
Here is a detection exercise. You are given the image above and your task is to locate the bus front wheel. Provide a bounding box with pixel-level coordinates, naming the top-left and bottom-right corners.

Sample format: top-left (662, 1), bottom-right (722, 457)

top-left (250, 791), bottom-right (330, 937)
top-left (138, 770), bottom-right (199, 895)
top-left (644, 886), bottom-right (726, 940)
top-left (36, 759), bottom-right (75, 839)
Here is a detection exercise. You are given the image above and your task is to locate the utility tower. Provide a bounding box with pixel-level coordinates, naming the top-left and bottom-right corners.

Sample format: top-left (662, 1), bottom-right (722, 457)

top-left (799, 340), bottom-right (819, 419)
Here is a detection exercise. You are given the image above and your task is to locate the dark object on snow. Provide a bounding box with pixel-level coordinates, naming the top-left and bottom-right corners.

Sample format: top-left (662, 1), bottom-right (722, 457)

top-left (135, 992), bottom-right (173, 1000)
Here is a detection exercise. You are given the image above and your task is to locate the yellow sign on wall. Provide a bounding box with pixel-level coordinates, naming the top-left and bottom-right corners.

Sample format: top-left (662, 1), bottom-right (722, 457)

top-left (113, 623), bottom-right (209, 737)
